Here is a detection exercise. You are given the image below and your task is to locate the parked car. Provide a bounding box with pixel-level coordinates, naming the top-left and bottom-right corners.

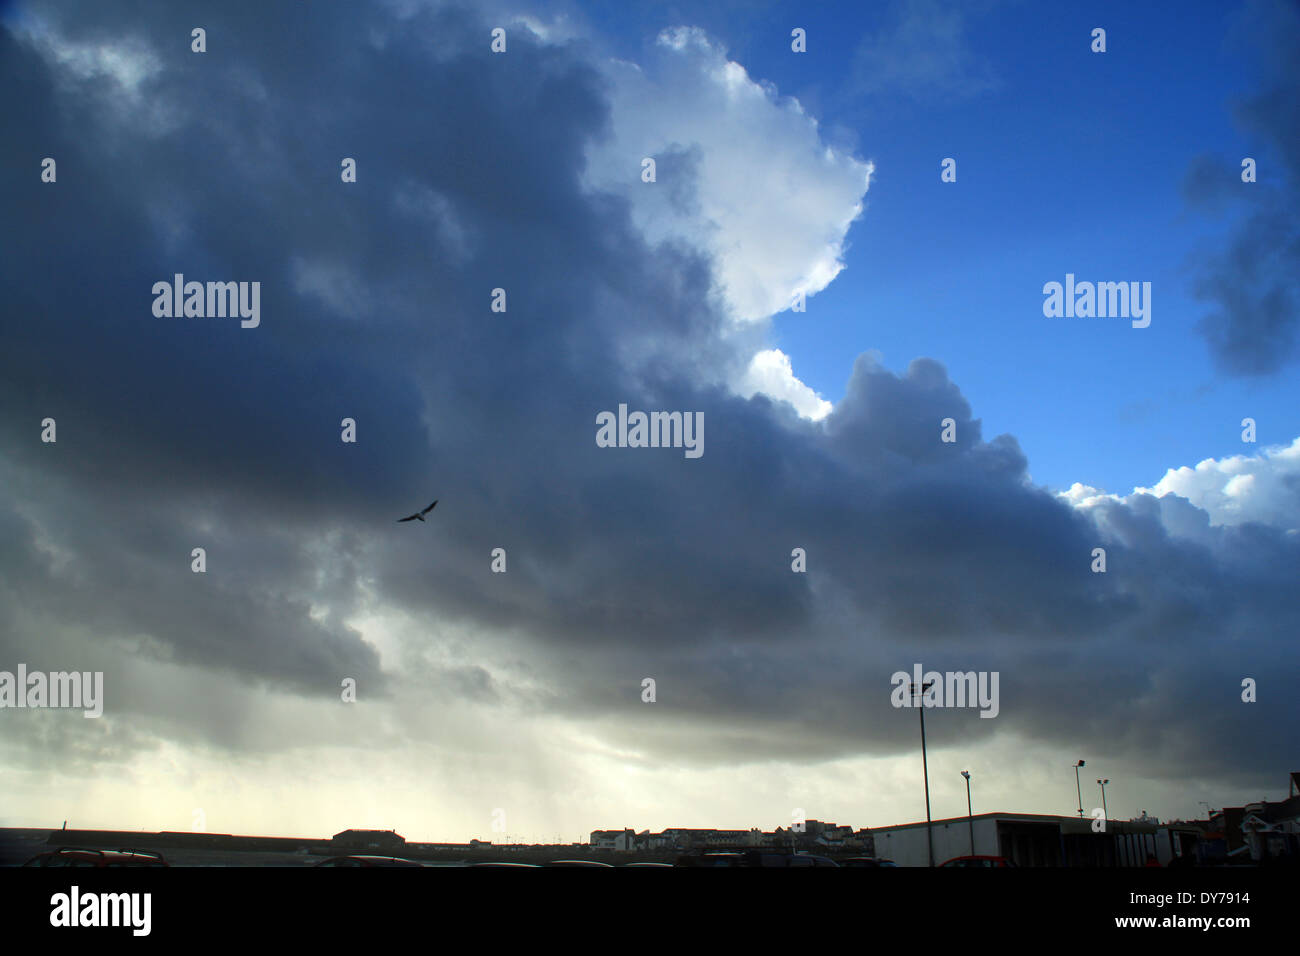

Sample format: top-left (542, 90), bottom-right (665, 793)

top-left (676, 851), bottom-right (839, 867)
top-left (786, 854), bottom-right (840, 867)
top-left (938, 855), bottom-right (1015, 867)
top-left (545, 860), bottom-right (615, 867)
top-left (678, 852), bottom-right (747, 867)
top-left (839, 856), bottom-right (898, 867)
top-left (314, 855), bottom-right (426, 867)
top-left (23, 847), bottom-right (169, 868)
top-left (468, 862), bottom-right (541, 867)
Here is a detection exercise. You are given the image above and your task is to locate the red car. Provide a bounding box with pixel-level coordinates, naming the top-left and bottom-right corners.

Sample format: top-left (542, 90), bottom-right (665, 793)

top-left (939, 855), bottom-right (1015, 867)
top-left (24, 847), bottom-right (169, 867)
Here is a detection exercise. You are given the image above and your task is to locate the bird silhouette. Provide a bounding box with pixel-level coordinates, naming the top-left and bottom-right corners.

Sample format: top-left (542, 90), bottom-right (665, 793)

top-left (398, 500), bottom-right (438, 522)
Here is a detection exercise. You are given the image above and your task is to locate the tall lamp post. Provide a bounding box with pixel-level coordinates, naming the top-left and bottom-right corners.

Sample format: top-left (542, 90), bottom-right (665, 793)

top-left (911, 681), bottom-right (936, 867)
top-left (1097, 779), bottom-right (1109, 821)
top-left (1074, 760), bottom-right (1086, 818)
top-left (961, 770), bottom-right (974, 856)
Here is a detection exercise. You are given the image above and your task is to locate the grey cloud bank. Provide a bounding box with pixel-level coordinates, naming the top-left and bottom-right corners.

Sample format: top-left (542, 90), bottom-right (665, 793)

top-left (1184, 0), bottom-right (1300, 375)
top-left (0, 0), bottom-right (1295, 816)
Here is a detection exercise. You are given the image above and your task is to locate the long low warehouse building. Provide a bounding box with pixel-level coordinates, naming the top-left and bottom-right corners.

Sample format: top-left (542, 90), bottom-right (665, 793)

top-left (872, 812), bottom-right (1172, 867)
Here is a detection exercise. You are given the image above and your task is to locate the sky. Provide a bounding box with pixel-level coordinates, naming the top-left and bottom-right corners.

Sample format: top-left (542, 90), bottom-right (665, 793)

top-left (0, 0), bottom-right (1297, 844)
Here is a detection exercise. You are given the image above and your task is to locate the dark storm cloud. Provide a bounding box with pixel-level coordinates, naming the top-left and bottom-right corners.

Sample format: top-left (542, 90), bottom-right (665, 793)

top-left (1184, 0), bottom-right (1300, 376)
top-left (0, 0), bottom-right (1296, 788)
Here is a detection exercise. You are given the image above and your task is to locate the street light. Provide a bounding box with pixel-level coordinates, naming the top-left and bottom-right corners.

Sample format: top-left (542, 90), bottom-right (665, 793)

top-left (961, 770), bottom-right (974, 856)
top-left (1074, 760), bottom-right (1086, 818)
top-left (911, 681), bottom-right (936, 867)
top-left (1097, 779), bottom-right (1109, 820)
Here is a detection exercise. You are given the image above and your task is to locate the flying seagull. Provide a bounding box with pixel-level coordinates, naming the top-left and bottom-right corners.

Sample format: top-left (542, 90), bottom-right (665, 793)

top-left (398, 500), bottom-right (438, 522)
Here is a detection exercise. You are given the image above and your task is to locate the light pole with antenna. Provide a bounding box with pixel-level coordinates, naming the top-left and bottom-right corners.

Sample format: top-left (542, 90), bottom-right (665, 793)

top-left (961, 770), bottom-right (974, 856)
top-left (911, 680), bottom-right (936, 867)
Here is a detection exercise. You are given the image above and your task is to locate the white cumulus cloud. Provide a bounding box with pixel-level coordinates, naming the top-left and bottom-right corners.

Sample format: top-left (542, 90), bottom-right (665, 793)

top-left (1060, 437), bottom-right (1300, 533)
top-left (739, 349), bottom-right (833, 421)
top-left (1137, 438), bottom-right (1300, 530)
top-left (583, 26), bottom-right (872, 323)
